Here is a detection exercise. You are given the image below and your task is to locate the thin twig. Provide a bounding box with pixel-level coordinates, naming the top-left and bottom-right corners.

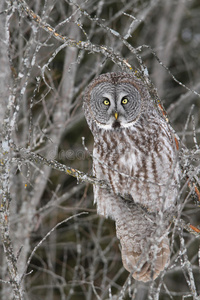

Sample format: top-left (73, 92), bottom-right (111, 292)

top-left (20, 212), bottom-right (88, 283)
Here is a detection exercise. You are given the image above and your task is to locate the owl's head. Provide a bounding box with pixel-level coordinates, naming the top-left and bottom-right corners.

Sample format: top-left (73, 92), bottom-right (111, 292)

top-left (83, 72), bottom-right (151, 131)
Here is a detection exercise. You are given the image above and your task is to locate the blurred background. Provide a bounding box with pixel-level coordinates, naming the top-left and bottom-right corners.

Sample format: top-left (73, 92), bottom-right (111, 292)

top-left (0, 0), bottom-right (200, 299)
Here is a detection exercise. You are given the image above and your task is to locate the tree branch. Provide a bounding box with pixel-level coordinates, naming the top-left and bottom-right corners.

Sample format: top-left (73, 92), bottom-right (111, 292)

top-left (17, 147), bottom-right (108, 189)
top-left (17, 0), bottom-right (133, 72)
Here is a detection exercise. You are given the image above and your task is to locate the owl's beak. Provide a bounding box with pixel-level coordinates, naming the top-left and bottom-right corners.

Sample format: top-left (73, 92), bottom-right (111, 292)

top-left (114, 112), bottom-right (118, 120)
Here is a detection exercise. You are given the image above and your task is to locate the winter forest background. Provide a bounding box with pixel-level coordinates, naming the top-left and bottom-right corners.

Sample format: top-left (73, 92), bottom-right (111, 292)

top-left (0, 0), bottom-right (200, 299)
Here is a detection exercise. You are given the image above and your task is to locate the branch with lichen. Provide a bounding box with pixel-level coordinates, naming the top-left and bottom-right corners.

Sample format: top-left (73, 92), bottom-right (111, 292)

top-left (17, 147), bottom-right (108, 189)
top-left (0, 145), bottom-right (24, 299)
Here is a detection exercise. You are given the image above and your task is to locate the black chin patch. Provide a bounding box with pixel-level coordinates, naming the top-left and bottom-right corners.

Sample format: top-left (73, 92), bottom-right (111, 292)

top-left (112, 120), bottom-right (121, 129)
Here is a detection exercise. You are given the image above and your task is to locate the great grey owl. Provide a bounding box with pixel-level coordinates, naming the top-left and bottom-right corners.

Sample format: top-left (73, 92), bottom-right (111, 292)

top-left (83, 72), bottom-right (180, 282)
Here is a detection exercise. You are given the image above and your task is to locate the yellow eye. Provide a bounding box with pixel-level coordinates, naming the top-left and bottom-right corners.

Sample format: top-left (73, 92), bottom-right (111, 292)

top-left (103, 99), bottom-right (110, 106)
top-left (121, 98), bottom-right (128, 105)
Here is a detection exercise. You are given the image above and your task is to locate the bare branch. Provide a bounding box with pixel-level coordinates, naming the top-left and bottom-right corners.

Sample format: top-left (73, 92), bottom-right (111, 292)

top-left (17, 147), bottom-right (107, 188)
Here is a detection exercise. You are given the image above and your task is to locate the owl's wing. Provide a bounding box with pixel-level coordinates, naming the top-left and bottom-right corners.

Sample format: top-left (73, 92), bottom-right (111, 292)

top-left (94, 182), bottom-right (171, 282)
top-left (116, 201), bottom-right (170, 282)
top-left (116, 122), bottom-right (179, 211)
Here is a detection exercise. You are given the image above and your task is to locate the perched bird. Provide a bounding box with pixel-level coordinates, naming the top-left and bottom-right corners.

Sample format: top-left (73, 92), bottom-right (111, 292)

top-left (83, 72), bottom-right (179, 281)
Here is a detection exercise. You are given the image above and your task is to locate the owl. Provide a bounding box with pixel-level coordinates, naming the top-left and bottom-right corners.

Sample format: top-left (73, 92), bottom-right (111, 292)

top-left (83, 72), bottom-right (180, 282)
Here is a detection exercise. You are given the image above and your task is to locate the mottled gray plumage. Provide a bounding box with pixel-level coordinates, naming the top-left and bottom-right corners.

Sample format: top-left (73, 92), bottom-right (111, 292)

top-left (83, 72), bottom-right (179, 282)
